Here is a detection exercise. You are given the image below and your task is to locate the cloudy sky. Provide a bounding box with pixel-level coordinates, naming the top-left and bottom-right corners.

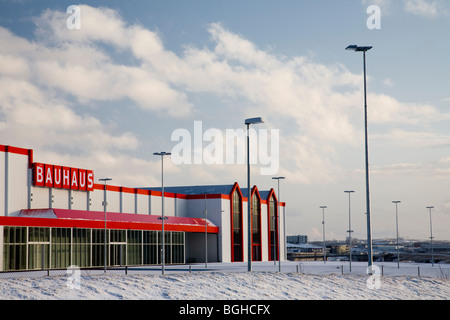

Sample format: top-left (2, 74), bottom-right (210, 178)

top-left (1, 0), bottom-right (449, 241)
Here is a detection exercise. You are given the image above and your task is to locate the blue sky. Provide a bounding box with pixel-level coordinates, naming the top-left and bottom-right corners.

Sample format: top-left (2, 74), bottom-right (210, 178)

top-left (1, 0), bottom-right (449, 241)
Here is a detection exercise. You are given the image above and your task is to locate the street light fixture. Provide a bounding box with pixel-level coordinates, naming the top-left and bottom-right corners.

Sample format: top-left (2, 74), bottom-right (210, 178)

top-left (99, 178), bottom-right (112, 273)
top-left (245, 117), bottom-right (264, 272)
top-left (426, 206), bottom-right (434, 266)
top-left (392, 201), bottom-right (401, 268)
top-left (153, 152), bottom-right (171, 275)
top-left (345, 190), bottom-right (355, 272)
top-left (272, 177), bottom-right (285, 272)
top-left (346, 44), bottom-right (374, 273)
top-left (320, 206), bottom-right (327, 263)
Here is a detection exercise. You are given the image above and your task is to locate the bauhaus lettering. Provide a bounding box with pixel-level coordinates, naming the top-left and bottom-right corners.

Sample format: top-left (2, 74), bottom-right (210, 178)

top-left (33, 162), bottom-right (94, 191)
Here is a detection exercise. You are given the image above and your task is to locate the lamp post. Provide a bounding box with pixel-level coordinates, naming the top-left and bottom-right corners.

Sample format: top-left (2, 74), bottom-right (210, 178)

top-left (392, 201), bottom-right (401, 268)
top-left (346, 44), bottom-right (374, 273)
top-left (320, 206), bottom-right (327, 263)
top-left (345, 190), bottom-right (355, 271)
top-left (272, 177), bottom-right (285, 272)
top-left (245, 117), bottom-right (264, 272)
top-left (153, 152), bottom-right (171, 275)
top-left (99, 178), bottom-right (112, 273)
top-left (426, 206), bottom-right (434, 266)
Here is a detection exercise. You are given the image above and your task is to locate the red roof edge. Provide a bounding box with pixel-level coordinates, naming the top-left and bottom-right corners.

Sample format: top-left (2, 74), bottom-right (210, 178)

top-left (1, 209), bottom-right (220, 233)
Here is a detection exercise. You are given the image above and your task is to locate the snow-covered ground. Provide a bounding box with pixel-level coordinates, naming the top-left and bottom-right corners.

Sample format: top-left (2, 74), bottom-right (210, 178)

top-left (0, 261), bottom-right (448, 300)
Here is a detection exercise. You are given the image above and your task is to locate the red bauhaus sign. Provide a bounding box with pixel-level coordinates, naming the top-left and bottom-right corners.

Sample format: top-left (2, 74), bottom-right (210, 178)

top-left (33, 163), bottom-right (94, 191)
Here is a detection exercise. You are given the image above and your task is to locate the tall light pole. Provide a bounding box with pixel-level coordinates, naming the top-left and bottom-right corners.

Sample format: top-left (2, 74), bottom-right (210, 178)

top-left (345, 190), bottom-right (355, 271)
top-left (426, 206), bottom-right (434, 266)
top-left (272, 176), bottom-right (285, 272)
top-left (320, 206), bottom-right (327, 263)
top-left (392, 201), bottom-right (401, 268)
top-left (154, 152), bottom-right (171, 275)
top-left (245, 117), bottom-right (264, 272)
top-left (99, 178), bottom-right (112, 273)
top-left (346, 44), bottom-right (374, 273)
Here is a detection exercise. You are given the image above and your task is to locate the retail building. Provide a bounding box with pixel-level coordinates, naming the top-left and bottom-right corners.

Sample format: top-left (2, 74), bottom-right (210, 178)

top-left (0, 144), bottom-right (285, 271)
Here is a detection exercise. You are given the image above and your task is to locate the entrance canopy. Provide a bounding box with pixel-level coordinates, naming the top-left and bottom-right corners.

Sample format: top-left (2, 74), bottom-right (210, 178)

top-left (0, 209), bottom-right (219, 233)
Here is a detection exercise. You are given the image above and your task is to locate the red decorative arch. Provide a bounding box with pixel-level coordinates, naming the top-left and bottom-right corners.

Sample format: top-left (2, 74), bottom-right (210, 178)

top-left (251, 186), bottom-right (262, 261)
top-left (266, 188), bottom-right (279, 261)
top-left (230, 182), bottom-right (243, 262)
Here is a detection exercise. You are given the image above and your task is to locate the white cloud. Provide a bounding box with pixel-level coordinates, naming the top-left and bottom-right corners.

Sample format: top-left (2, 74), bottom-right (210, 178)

top-left (362, 0), bottom-right (393, 12)
top-left (31, 5), bottom-right (193, 116)
top-left (370, 159), bottom-right (450, 181)
top-left (0, 53), bottom-right (30, 78)
top-left (368, 94), bottom-right (447, 124)
top-left (362, 0), bottom-right (449, 17)
top-left (403, 0), bottom-right (439, 17)
top-left (0, 77), bottom-right (138, 151)
top-left (382, 78), bottom-right (394, 87)
top-left (1, 4), bottom-right (449, 189)
top-left (34, 6), bottom-right (128, 46)
top-left (374, 129), bottom-right (450, 149)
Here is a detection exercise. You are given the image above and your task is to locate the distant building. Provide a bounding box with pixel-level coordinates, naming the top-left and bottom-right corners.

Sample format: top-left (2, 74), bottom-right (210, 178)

top-left (287, 235), bottom-right (308, 244)
top-left (419, 242), bottom-right (450, 252)
top-left (287, 242), bottom-right (323, 261)
top-left (329, 244), bottom-right (349, 254)
top-left (287, 243), bottom-right (322, 253)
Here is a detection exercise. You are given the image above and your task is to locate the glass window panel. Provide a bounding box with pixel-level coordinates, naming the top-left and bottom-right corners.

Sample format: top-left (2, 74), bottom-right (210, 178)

top-left (3, 227), bottom-right (27, 271)
top-left (50, 228), bottom-right (71, 269)
top-left (3, 225), bottom-right (186, 270)
top-left (231, 189), bottom-right (243, 262)
top-left (251, 193), bottom-right (261, 261)
top-left (233, 230), bottom-right (241, 245)
top-left (4, 227), bottom-right (9, 244)
top-left (234, 245), bottom-right (242, 261)
top-left (28, 244), bottom-right (50, 270)
top-left (43, 228), bottom-right (50, 242)
top-left (28, 227), bottom-right (36, 242)
top-left (143, 243), bottom-right (158, 265)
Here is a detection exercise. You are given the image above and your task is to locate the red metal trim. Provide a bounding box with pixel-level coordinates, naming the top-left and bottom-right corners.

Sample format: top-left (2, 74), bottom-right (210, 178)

top-left (28, 148), bottom-right (33, 169)
top-left (230, 182), bottom-right (244, 262)
top-left (0, 209), bottom-right (219, 233)
top-left (3, 145), bottom-right (30, 156)
top-left (91, 184), bottom-right (224, 200)
top-left (250, 186), bottom-right (262, 261)
top-left (136, 188), bottom-right (150, 195)
top-left (186, 193), bottom-right (229, 200)
top-left (121, 186), bottom-right (135, 194)
top-left (266, 188), bottom-right (279, 261)
top-left (106, 185), bottom-right (121, 192)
